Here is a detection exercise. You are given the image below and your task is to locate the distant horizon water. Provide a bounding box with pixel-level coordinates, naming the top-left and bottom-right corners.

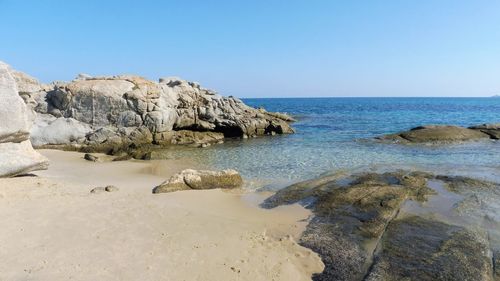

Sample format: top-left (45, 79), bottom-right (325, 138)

top-left (240, 95), bottom-right (499, 99)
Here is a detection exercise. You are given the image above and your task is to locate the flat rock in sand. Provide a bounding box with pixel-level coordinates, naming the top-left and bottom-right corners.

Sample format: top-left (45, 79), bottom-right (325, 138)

top-left (153, 169), bottom-right (243, 193)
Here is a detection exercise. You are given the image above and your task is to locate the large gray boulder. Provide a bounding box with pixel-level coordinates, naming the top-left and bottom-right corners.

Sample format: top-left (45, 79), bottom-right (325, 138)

top-left (0, 62), bottom-right (48, 177)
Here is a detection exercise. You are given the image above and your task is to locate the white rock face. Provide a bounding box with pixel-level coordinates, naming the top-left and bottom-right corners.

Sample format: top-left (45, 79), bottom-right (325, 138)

top-left (30, 114), bottom-right (92, 146)
top-left (0, 140), bottom-right (48, 177)
top-left (0, 61), bottom-right (48, 177)
top-left (0, 63), bottom-right (33, 143)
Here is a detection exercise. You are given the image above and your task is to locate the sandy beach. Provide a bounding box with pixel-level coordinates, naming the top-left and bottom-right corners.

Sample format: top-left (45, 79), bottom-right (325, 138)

top-left (2, 3), bottom-right (499, 279)
top-left (0, 150), bottom-right (324, 281)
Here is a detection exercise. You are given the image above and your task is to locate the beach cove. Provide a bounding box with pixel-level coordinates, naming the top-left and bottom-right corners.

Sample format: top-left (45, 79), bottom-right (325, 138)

top-left (1, 58), bottom-right (500, 280)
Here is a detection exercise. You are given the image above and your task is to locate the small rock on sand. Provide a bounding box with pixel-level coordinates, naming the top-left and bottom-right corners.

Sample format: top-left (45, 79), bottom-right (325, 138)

top-left (90, 186), bottom-right (106, 193)
top-left (105, 185), bottom-right (119, 192)
top-left (90, 185), bottom-right (119, 193)
top-left (84, 153), bottom-right (99, 162)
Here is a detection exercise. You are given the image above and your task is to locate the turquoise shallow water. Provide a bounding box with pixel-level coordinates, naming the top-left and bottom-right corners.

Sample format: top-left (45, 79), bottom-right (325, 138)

top-left (160, 98), bottom-right (500, 189)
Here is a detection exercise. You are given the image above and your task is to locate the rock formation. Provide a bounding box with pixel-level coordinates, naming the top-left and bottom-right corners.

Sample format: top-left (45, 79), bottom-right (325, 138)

top-left (263, 170), bottom-right (500, 281)
top-left (10, 67), bottom-right (294, 155)
top-left (153, 169), bottom-right (243, 193)
top-left (0, 62), bottom-right (48, 177)
top-left (469, 123), bottom-right (500, 140)
top-left (377, 124), bottom-right (499, 144)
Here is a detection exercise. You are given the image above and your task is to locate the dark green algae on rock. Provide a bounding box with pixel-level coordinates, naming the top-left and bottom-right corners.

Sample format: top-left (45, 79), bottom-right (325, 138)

top-left (262, 170), bottom-right (500, 281)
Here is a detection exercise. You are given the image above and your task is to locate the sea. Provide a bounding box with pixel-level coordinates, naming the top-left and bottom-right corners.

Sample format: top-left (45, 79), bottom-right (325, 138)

top-left (160, 98), bottom-right (500, 189)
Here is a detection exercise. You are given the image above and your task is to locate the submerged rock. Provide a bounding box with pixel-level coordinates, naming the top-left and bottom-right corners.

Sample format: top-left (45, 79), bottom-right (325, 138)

top-left (377, 125), bottom-right (491, 144)
top-left (366, 216), bottom-right (492, 281)
top-left (0, 61), bottom-right (48, 177)
top-left (469, 123), bottom-right (500, 140)
top-left (263, 170), bottom-right (500, 281)
top-left (153, 169), bottom-right (243, 193)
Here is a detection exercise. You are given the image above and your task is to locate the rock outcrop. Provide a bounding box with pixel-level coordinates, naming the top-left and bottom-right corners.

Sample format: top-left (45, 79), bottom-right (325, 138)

top-left (153, 169), bottom-right (243, 193)
top-left (10, 68), bottom-right (294, 155)
top-left (0, 62), bottom-right (48, 177)
top-left (263, 170), bottom-right (500, 281)
top-left (377, 125), bottom-right (498, 144)
top-left (469, 123), bottom-right (500, 140)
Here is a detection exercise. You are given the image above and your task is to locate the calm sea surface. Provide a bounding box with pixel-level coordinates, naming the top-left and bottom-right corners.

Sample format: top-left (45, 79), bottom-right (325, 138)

top-left (162, 98), bottom-right (500, 189)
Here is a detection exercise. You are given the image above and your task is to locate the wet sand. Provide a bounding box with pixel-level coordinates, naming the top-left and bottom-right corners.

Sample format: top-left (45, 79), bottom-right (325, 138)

top-left (0, 150), bottom-right (324, 281)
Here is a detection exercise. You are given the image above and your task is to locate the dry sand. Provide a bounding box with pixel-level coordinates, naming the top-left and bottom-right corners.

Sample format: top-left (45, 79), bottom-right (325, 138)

top-left (0, 150), bottom-right (324, 281)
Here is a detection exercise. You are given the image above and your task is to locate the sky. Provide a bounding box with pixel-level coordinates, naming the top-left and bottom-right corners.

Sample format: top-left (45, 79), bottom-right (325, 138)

top-left (1, 0), bottom-right (500, 98)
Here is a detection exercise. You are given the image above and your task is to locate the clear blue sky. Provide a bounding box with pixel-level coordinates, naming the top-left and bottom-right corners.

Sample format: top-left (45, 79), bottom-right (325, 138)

top-left (1, 0), bottom-right (499, 97)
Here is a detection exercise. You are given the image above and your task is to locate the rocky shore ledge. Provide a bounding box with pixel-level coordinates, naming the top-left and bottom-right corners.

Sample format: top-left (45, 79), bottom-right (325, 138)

top-left (2, 60), bottom-right (294, 160)
top-left (263, 170), bottom-right (500, 281)
top-left (377, 124), bottom-right (500, 144)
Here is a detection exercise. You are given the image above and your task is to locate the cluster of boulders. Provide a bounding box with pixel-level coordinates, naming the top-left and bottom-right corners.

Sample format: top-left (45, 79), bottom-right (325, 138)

top-left (9, 64), bottom-right (294, 156)
top-left (263, 170), bottom-right (500, 281)
top-left (0, 62), bottom-right (48, 177)
top-left (377, 124), bottom-right (500, 144)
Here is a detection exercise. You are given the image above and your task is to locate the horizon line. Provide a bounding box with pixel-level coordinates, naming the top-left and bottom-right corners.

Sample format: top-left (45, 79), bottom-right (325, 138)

top-left (240, 96), bottom-right (498, 99)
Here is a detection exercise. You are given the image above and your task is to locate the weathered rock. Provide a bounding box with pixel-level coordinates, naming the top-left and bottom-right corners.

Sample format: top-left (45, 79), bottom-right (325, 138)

top-left (11, 70), bottom-right (42, 94)
top-left (83, 153), bottom-right (99, 162)
top-left (13, 71), bottom-right (294, 153)
top-left (258, 108), bottom-right (296, 122)
top-left (377, 125), bottom-right (491, 144)
top-left (30, 114), bottom-right (92, 146)
top-left (78, 126), bottom-right (155, 156)
top-left (469, 123), bottom-right (500, 139)
top-left (153, 169), bottom-right (243, 193)
top-left (0, 61), bottom-right (48, 177)
top-left (154, 130), bottom-right (224, 146)
top-left (0, 63), bottom-right (34, 143)
top-left (366, 216), bottom-right (492, 281)
top-left (0, 141), bottom-right (49, 177)
top-left (264, 170), bottom-right (500, 281)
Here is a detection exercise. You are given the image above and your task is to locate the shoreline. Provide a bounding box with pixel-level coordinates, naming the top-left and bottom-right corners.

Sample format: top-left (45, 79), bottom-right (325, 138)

top-left (0, 150), bottom-right (324, 281)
